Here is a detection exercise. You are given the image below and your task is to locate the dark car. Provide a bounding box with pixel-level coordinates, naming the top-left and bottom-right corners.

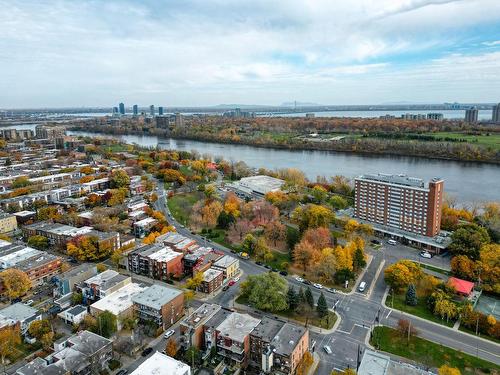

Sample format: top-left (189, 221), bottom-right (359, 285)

top-left (279, 270), bottom-right (288, 276)
top-left (141, 347), bottom-right (153, 357)
top-left (116, 370), bottom-right (128, 375)
top-left (222, 285), bottom-right (229, 291)
top-left (371, 239), bottom-right (381, 245)
top-left (271, 268), bottom-right (279, 273)
top-left (264, 264), bottom-right (271, 269)
top-left (303, 279), bottom-right (312, 285)
top-left (256, 261), bottom-right (263, 266)
top-left (11, 297), bottom-right (22, 304)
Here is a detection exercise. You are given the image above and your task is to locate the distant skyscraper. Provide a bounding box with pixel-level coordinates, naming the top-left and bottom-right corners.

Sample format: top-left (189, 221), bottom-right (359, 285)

top-left (234, 108), bottom-right (241, 118)
top-left (150, 105), bottom-right (155, 116)
top-left (133, 104), bottom-right (138, 116)
top-left (492, 103), bottom-right (500, 123)
top-left (158, 106), bottom-right (164, 116)
top-left (119, 102), bottom-right (125, 115)
top-left (175, 112), bottom-right (184, 128)
top-left (112, 106), bottom-right (119, 116)
top-left (465, 106), bottom-right (478, 123)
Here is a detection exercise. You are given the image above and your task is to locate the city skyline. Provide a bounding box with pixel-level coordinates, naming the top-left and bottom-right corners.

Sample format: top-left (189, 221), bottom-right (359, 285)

top-left (2, 0), bottom-right (500, 108)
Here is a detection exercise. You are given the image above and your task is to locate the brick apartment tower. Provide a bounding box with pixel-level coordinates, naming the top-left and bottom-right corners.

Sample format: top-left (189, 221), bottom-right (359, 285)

top-left (354, 174), bottom-right (443, 237)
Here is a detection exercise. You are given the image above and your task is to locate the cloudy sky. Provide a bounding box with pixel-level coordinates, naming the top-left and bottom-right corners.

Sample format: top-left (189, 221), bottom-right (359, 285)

top-left (2, 0), bottom-right (500, 108)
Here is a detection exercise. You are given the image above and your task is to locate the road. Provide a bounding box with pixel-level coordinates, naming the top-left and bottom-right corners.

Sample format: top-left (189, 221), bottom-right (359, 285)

top-left (146, 179), bottom-right (500, 374)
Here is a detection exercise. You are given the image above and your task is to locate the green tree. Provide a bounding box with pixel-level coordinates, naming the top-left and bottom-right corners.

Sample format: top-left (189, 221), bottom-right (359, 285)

top-left (329, 195), bottom-right (349, 210)
top-left (292, 204), bottom-right (335, 232)
top-left (240, 273), bottom-right (288, 312)
top-left (286, 226), bottom-right (300, 251)
top-left (305, 287), bottom-right (314, 309)
top-left (184, 346), bottom-right (201, 367)
top-left (27, 235), bottom-right (49, 250)
top-left (297, 287), bottom-right (306, 305)
top-left (110, 169), bottom-right (130, 189)
top-left (353, 247), bottom-right (366, 270)
top-left (316, 292), bottom-right (328, 318)
top-left (95, 311), bottom-right (117, 338)
top-left (287, 286), bottom-right (299, 311)
top-left (311, 185), bottom-right (328, 204)
top-left (12, 176), bottom-right (31, 189)
top-left (241, 233), bottom-right (257, 254)
top-left (405, 284), bottom-right (418, 306)
top-left (449, 223), bottom-right (490, 260)
top-left (217, 211), bottom-right (235, 230)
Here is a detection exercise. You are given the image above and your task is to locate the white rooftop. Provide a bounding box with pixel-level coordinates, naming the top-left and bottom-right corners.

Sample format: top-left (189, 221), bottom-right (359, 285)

top-left (203, 268), bottom-right (223, 282)
top-left (216, 312), bottom-right (261, 343)
top-left (0, 245), bottom-right (41, 269)
top-left (130, 351), bottom-right (191, 375)
top-left (132, 284), bottom-right (182, 310)
top-left (146, 246), bottom-right (183, 263)
top-left (84, 269), bottom-right (120, 286)
top-left (135, 217), bottom-right (157, 227)
top-left (91, 282), bottom-right (146, 316)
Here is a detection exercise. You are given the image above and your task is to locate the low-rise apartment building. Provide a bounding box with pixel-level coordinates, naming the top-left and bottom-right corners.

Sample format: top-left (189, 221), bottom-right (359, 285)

top-left (81, 269), bottom-right (131, 303)
top-left (128, 244), bottom-right (184, 280)
top-left (212, 255), bottom-right (239, 280)
top-left (133, 217), bottom-right (158, 238)
top-left (132, 284), bottom-right (184, 330)
top-left (53, 263), bottom-right (98, 298)
top-left (130, 351), bottom-right (191, 375)
top-left (0, 303), bottom-right (41, 334)
top-left (0, 213), bottom-right (17, 234)
top-left (199, 268), bottom-right (224, 294)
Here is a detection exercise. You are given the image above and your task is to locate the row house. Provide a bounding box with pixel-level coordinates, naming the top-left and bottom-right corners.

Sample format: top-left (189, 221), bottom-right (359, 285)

top-left (133, 217), bottom-right (158, 238)
top-left (199, 268), bottom-right (224, 294)
top-left (53, 263), bottom-right (98, 298)
top-left (127, 244), bottom-right (184, 280)
top-left (81, 269), bottom-right (131, 304)
top-left (81, 177), bottom-right (110, 193)
top-left (28, 171), bottom-right (82, 185)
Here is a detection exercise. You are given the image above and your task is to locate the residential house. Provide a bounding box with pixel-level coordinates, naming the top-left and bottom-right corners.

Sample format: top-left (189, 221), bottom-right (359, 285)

top-left (212, 255), bottom-right (240, 280)
top-left (53, 263), bottom-right (98, 298)
top-left (199, 268), bottom-right (224, 294)
top-left (180, 303), bottom-right (222, 350)
top-left (133, 217), bottom-right (158, 238)
top-left (81, 269), bottom-right (131, 303)
top-left (58, 305), bottom-right (88, 325)
top-left (0, 303), bottom-right (41, 334)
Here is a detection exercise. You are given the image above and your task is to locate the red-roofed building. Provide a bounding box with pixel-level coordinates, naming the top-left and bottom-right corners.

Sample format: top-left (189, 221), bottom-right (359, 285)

top-left (448, 277), bottom-right (474, 296)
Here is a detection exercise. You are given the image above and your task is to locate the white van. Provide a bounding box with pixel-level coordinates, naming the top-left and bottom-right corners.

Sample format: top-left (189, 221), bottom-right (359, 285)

top-left (388, 239), bottom-right (397, 246)
top-left (358, 281), bottom-right (366, 292)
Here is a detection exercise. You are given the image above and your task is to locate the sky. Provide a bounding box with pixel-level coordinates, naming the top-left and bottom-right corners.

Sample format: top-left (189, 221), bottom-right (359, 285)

top-left (1, 0), bottom-right (500, 108)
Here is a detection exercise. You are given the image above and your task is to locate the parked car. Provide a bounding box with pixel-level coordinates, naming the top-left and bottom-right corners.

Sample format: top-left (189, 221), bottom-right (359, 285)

top-left (264, 264), bottom-right (272, 270)
top-left (222, 285), bottom-right (229, 291)
top-left (302, 279), bottom-right (312, 285)
top-left (387, 239), bottom-right (397, 246)
top-left (228, 280), bottom-right (236, 286)
top-left (279, 270), bottom-right (288, 276)
top-left (420, 251), bottom-right (433, 259)
top-left (116, 370), bottom-right (128, 375)
top-left (256, 261), bottom-right (263, 266)
top-left (164, 330), bottom-right (175, 339)
top-left (370, 239), bottom-right (381, 245)
top-left (327, 288), bottom-right (337, 294)
top-left (24, 300), bottom-right (34, 306)
top-left (313, 283), bottom-right (323, 289)
top-left (294, 276), bottom-right (304, 283)
top-left (323, 345), bottom-right (332, 354)
top-left (233, 277), bottom-right (240, 282)
top-left (141, 347), bottom-right (153, 357)
top-left (272, 268), bottom-right (279, 273)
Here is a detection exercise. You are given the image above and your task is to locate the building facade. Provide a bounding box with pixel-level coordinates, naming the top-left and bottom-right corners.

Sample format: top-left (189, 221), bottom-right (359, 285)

top-left (465, 106), bottom-right (478, 123)
top-left (354, 174), bottom-right (443, 237)
top-left (0, 213), bottom-right (17, 234)
top-left (493, 103), bottom-right (500, 123)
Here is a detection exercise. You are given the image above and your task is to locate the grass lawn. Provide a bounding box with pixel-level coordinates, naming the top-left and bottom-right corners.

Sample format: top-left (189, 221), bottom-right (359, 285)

top-left (166, 191), bottom-right (204, 225)
top-left (431, 132), bottom-right (500, 151)
top-left (264, 251), bottom-right (291, 271)
top-left (419, 263), bottom-right (451, 276)
top-left (235, 295), bottom-right (336, 329)
top-left (371, 326), bottom-right (499, 374)
top-left (386, 291), bottom-right (455, 328)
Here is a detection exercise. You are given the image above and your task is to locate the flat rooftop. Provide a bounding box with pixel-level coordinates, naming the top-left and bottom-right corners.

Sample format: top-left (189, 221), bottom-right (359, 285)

top-left (91, 282), bottom-right (146, 315)
top-left (130, 351), bottom-right (191, 375)
top-left (213, 255), bottom-right (238, 269)
top-left (216, 312), bottom-right (261, 343)
top-left (0, 302), bottom-right (39, 322)
top-left (271, 322), bottom-right (307, 356)
top-left (132, 284), bottom-right (182, 310)
top-left (358, 349), bottom-right (433, 375)
top-left (203, 268), bottom-right (223, 282)
top-left (181, 303), bottom-right (221, 329)
top-left (357, 173), bottom-right (442, 189)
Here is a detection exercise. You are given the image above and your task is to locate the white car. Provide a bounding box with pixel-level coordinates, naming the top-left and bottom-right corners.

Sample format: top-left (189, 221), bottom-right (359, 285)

top-left (294, 276), bottom-right (304, 283)
top-left (313, 283), bottom-right (323, 289)
top-left (233, 277), bottom-right (240, 282)
top-left (164, 330), bottom-right (175, 339)
top-left (323, 345), bottom-right (332, 354)
top-left (420, 251), bottom-right (432, 259)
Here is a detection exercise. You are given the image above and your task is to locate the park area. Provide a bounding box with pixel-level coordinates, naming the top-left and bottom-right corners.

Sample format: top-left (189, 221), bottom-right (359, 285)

top-left (371, 326), bottom-right (499, 375)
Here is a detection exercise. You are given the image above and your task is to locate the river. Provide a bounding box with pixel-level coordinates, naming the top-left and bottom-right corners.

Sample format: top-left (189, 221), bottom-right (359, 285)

top-left (67, 130), bottom-right (500, 204)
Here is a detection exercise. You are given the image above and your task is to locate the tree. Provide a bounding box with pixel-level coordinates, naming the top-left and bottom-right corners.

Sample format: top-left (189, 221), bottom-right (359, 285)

top-left (223, 192), bottom-right (241, 217)
top-left (311, 185), bottom-right (328, 203)
top-left (0, 269), bottom-right (31, 300)
top-left (67, 235), bottom-right (112, 261)
top-left (186, 272), bottom-right (204, 290)
top-left (184, 346), bottom-right (201, 367)
top-left (12, 176), bottom-right (31, 189)
top-left (204, 184), bottom-right (216, 199)
top-left (0, 326), bottom-right (21, 366)
top-left (286, 226), bottom-right (300, 251)
top-left (165, 338), bottom-right (178, 357)
top-left (110, 169), bottom-right (130, 188)
top-left (301, 227), bottom-right (332, 251)
top-left (287, 286), bottom-right (299, 311)
top-left (397, 318), bottom-right (418, 340)
top-left (296, 351), bottom-right (314, 375)
top-left (292, 241), bottom-right (316, 271)
top-left (450, 255), bottom-right (477, 280)
top-left (305, 287), bottom-right (314, 309)
top-left (329, 195), bottom-right (348, 210)
top-left (40, 331), bottom-right (55, 350)
top-left (264, 220), bottom-right (286, 246)
top-left (95, 311), bottom-right (117, 338)
top-left (353, 247), bottom-right (366, 271)
top-left (448, 223), bottom-right (490, 260)
top-left (434, 298), bottom-right (458, 322)
top-left (239, 273), bottom-right (288, 312)
top-left (292, 204), bottom-right (334, 232)
top-left (217, 210), bottom-right (235, 229)
top-left (317, 292), bottom-right (328, 318)
top-left (241, 234), bottom-right (257, 254)
top-left (438, 365), bottom-right (461, 375)
top-left (254, 237), bottom-right (271, 261)
top-left (384, 260), bottom-right (423, 292)
top-left (28, 319), bottom-right (52, 340)
top-left (27, 235), bottom-right (49, 250)
top-left (405, 284), bottom-right (418, 306)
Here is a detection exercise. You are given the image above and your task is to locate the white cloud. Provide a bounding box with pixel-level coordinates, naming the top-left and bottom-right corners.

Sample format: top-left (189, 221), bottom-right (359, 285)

top-left (0, 0), bottom-right (499, 107)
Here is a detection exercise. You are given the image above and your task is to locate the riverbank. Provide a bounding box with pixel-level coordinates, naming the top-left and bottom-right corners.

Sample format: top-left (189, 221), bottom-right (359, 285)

top-left (68, 125), bottom-right (500, 164)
